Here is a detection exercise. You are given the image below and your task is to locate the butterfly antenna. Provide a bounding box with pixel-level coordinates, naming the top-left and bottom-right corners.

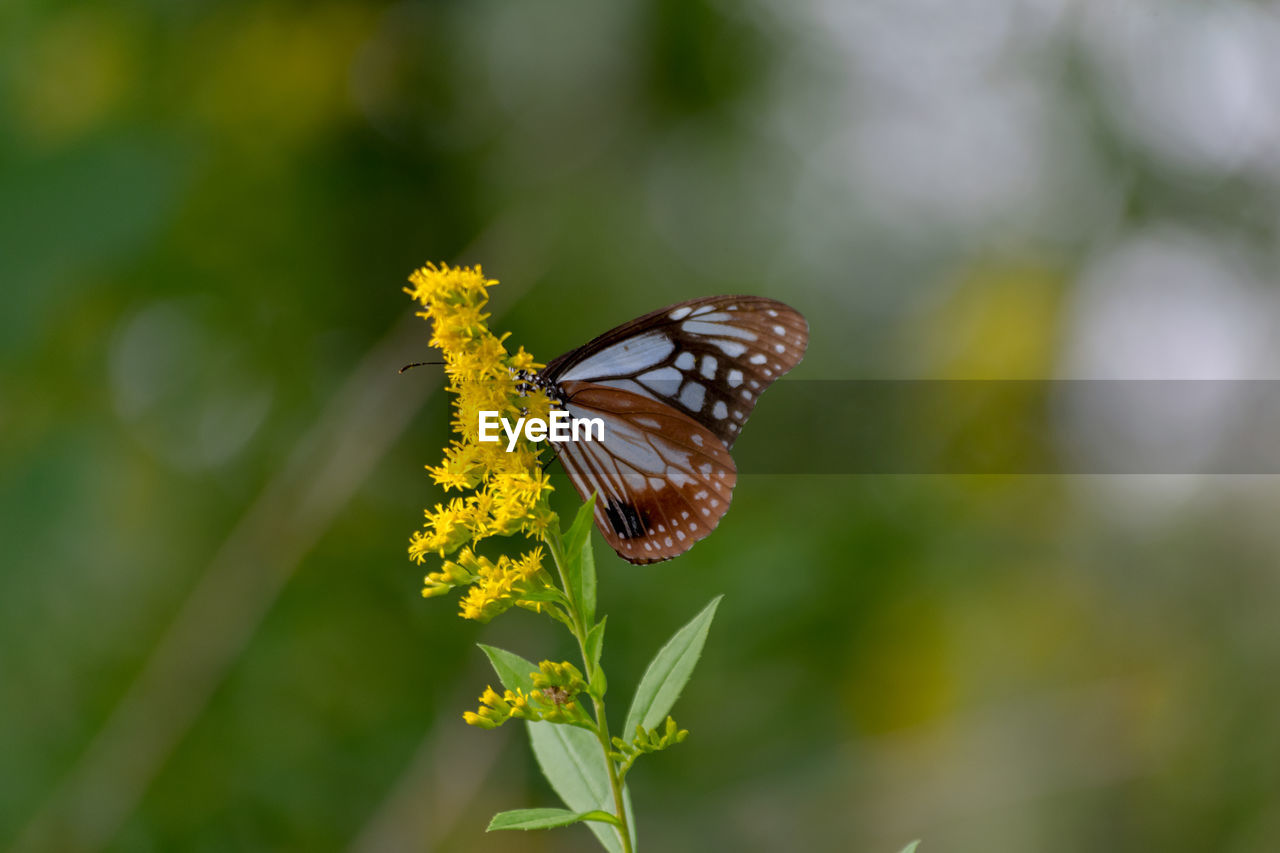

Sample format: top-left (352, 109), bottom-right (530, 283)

top-left (398, 361), bottom-right (444, 374)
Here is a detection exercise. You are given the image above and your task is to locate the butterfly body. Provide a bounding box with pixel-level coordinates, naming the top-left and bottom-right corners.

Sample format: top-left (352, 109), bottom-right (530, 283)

top-left (529, 296), bottom-right (807, 564)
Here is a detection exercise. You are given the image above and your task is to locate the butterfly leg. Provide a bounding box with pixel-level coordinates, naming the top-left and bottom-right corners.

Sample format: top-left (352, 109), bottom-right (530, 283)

top-left (540, 439), bottom-right (564, 473)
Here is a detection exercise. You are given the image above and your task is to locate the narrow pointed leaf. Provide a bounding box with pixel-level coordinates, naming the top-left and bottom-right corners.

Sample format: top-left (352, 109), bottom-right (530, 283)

top-left (585, 617), bottom-right (608, 697)
top-left (624, 784), bottom-right (637, 849)
top-left (486, 807), bottom-right (620, 831)
top-left (478, 644), bottom-right (538, 693)
top-left (896, 842), bottom-right (921, 853)
top-left (512, 585), bottom-right (570, 603)
top-left (564, 494), bottom-right (598, 626)
top-left (529, 721), bottom-right (627, 853)
top-left (585, 618), bottom-right (607, 673)
top-left (623, 595), bottom-right (722, 738)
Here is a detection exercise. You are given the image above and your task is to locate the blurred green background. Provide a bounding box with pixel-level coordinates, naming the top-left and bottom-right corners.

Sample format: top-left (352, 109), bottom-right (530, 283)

top-left (5, 0), bottom-right (1280, 850)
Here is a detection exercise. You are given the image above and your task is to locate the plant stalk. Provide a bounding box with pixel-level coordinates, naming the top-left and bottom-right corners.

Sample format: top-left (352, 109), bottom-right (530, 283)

top-left (546, 532), bottom-right (634, 853)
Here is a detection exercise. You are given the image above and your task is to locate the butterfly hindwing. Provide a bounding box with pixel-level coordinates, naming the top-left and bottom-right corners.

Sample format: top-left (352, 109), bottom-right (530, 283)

top-left (543, 296), bottom-right (808, 448)
top-left (553, 381), bottom-right (736, 564)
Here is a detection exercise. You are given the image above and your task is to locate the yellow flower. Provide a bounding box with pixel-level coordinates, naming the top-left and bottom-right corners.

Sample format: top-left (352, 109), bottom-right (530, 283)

top-left (456, 547), bottom-right (550, 623)
top-left (462, 661), bottom-right (590, 729)
top-left (463, 685), bottom-right (514, 729)
top-left (531, 660), bottom-right (587, 694)
top-left (404, 263), bottom-right (558, 617)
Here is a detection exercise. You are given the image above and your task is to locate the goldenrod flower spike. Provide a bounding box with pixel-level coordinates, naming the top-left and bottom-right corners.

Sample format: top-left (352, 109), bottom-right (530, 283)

top-left (404, 263), bottom-right (555, 614)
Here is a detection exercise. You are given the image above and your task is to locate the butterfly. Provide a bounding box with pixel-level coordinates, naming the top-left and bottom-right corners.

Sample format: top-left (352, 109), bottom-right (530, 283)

top-left (524, 296), bottom-right (808, 564)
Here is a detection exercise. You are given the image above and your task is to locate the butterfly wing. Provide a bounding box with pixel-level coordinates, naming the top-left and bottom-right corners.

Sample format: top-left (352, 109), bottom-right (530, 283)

top-left (554, 381), bottom-right (736, 564)
top-left (543, 296), bottom-right (808, 448)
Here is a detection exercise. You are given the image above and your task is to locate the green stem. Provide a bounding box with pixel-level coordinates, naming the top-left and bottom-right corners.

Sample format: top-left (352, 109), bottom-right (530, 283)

top-left (546, 532), bottom-right (634, 853)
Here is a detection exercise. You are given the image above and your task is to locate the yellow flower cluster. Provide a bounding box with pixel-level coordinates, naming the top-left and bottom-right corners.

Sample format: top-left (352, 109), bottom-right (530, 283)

top-left (463, 660), bottom-right (589, 729)
top-left (421, 547), bottom-right (550, 623)
top-left (405, 262), bottom-right (558, 619)
top-left (463, 685), bottom-right (535, 729)
top-left (530, 659), bottom-right (587, 695)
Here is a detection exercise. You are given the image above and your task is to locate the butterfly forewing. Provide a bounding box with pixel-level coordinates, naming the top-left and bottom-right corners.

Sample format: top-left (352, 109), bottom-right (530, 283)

top-left (554, 381), bottom-right (736, 564)
top-left (543, 296), bottom-right (808, 448)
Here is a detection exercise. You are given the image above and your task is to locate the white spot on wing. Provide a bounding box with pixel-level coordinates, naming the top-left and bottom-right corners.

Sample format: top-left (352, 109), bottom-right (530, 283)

top-left (727, 369), bottom-right (743, 387)
top-left (639, 366), bottom-right (682, 391)
top-left (715, 340), bottom-right (747, 357)
top-left (560, 332), bottom-right (675, 381)
top-left (700, 355), bottom-right (717, 379)
top-left (675, 351), bottom-right (695, 370)
top-left (654, 441), bottom-right (692, 468)
top-left (669, 306), bottom-right (692, 320)
top-left (667, 467), bottom-right (694, 487)
top-left (691, 433), bottom-right (704, 447)
top-left (679, 381), bottom-right (706, 411)
top-left (773, 324), bottom-right (786, 335)
top-left (682, 321), bottom-right (757, 340)
top-left (713, 401), bottom-right (728, 419)
top-left (749, 353), bottom-right (767, 365)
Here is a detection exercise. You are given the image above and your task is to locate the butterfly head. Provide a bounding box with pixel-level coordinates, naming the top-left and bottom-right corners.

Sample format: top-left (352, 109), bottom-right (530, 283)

top-left (512, 366), bottom-right (569, 406)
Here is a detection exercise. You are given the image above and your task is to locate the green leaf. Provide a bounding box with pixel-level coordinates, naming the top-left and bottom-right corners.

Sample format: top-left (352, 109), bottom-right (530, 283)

top-left (585, 617), bottom-right (608, 698)
top-left (512, 585), bottom-right (569, 604)
top-left (565, 492), bottom-right (597, 558)
top-left (486, 807), bottom-right (620, 831)
top-left (896, 842), bottom-right (921, 853)
top-left (624, 785), bottom-right (637, 849)
top-left (623, 595), bottom-right (722, 738)
top-left (563, 493), bottom-right (599, 626)
top-left (585, 618), bottom-right (607, 674)
top-left (478, 644), bottom-right (538, 693)
top-left (529, 721), bottom-right (628, 853)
